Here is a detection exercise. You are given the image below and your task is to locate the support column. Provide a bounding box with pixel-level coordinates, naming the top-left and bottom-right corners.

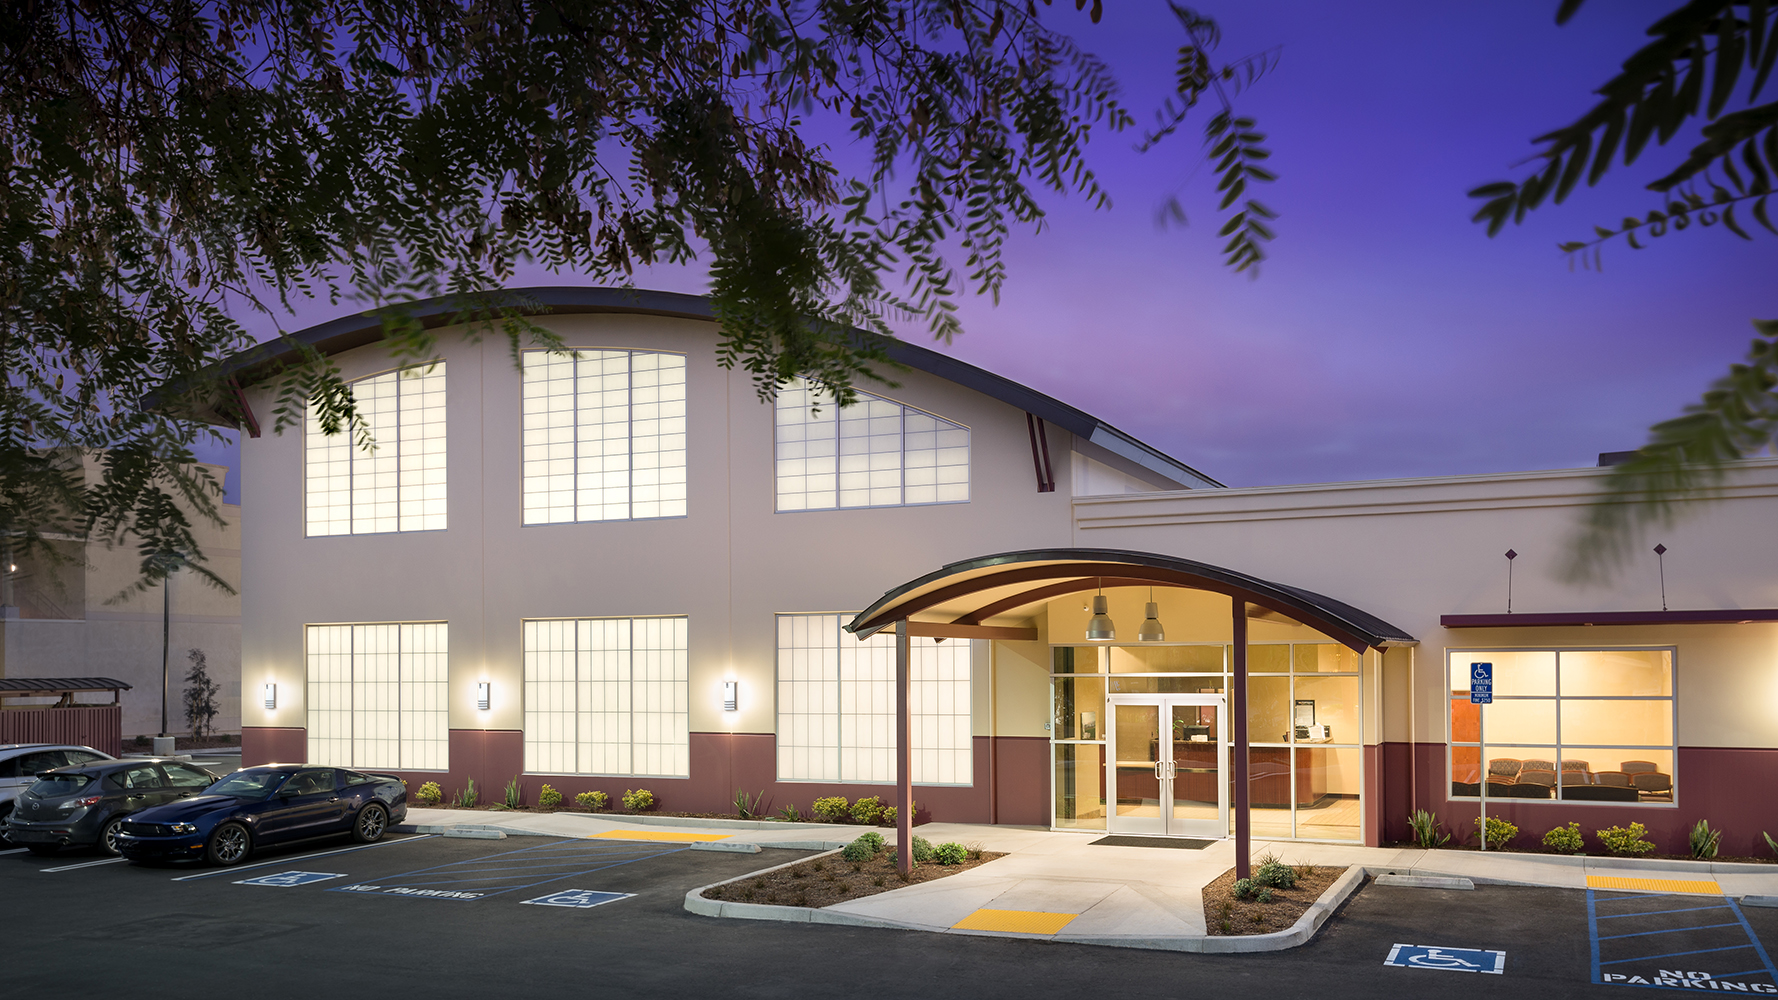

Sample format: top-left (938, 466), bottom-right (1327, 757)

top-left (895, 620), bottom-right (913, 875)
top-left (1232, 598), bottom-right (1250, 879)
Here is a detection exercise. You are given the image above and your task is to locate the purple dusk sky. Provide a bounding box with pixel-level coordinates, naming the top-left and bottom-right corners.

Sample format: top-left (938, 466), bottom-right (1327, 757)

top-left (198, 1), bottom-right (1777, 499)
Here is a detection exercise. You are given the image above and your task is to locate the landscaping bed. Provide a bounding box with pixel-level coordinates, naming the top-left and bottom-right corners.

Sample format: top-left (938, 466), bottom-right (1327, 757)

top-left (702, 836), bottom-right (1005, 909)
top-left (1200, 862), bottom-right (1346, 936)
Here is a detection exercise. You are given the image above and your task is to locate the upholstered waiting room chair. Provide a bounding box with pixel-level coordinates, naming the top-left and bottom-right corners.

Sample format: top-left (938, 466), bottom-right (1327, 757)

top-left (1488, 759), bottom-right (1523, 778)
top-left (1594, 771), bottom-right (1633, 787)
top-left (1632, 771), bottom-right (1673, 797)
top-left (1517, 769), bottom-right (1557, 787)
top-left (1559, 760), bottom-right (1592, 775)
top-left (1620, 760), bottom-right (1659, 774)
top-left (1521, 758), bottom-right (1557, 773)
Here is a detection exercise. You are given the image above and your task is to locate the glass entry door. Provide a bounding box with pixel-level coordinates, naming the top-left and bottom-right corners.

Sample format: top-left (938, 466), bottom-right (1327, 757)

top-left (1108, 694), bottom-right (1227, 839)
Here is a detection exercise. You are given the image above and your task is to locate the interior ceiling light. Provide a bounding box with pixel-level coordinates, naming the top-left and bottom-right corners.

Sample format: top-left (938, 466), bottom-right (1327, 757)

top-left (1139, 587), bottom-right (1165, 642)
top-left (1086, 579), bottom-right (1116, 640)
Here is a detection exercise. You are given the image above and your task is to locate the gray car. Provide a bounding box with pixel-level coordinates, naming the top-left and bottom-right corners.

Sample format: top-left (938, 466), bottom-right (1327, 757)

top-left (5, 758), bottom-right (220, 856)
top-left (0, 745), bottom-right (117, 844)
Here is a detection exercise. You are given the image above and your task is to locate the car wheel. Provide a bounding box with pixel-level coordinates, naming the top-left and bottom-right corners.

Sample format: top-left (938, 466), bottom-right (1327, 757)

top-left (99, 817), bottom-right (126, 856)
top-left (352, 803), bottom-right (388, 843)
top-left (207, 822), bottom-right (251, 867)
top-left (25, 844), bottom-right (58, 856)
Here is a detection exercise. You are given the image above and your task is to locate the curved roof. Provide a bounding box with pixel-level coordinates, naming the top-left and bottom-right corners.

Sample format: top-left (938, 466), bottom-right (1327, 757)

top-left (204, 285), bottom-right (1220, 490)
top-left (845, 548), bottom-right (1417, 652)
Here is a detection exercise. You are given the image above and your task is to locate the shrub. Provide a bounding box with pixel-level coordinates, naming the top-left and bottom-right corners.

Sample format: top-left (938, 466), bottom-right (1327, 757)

top-left (777, 804), bottom-right (803, 822)
top-left (1256, 886), bottom-right (1274, 903)
top-left (1482, 816), bottom-right (1519, 850)
top-left (1766, 831), bottom-right (1778, 858)
top-left (1408, 809), bottom-right (1451, 849)
top-left (1690, 820), bottom-right (1722, 860)
top-left (911, 836), bottom-right (934, 863)
top-left (1252, 852), bottom-right (1297, 889)
top-left (575, 790), bottom-right (609, 811)
top-left (538, 784), bottom-right (563, 809)
top-left (734, 789), bottom-right (765, 820)
top-left (880, 806), bottom-right (898, 826)
top-left (851, 796), bottom-right (884, 825)
top-left (452, 779), bottom-right (478, 809)
top-left (811, 796), bottom-right (850, 824)
top-left (1543, 821), bottom-right (1584, 853)
top-left (415, 781), bottom-right (443, 806)
top-left (623, 788), bottom-right (656, 812)
top-left (1597, 822), bottom-right (1657, 857)
top-left (854, 830), bottom-right (885, 853)
top-left (932, 842), bottom-right (969, 866)
top-left (1232, 878), bottom-right (1255, 899)
top-left (503, 777), bottom-right (524, 810)
top-left (841, 840), bottom-right (877, 863)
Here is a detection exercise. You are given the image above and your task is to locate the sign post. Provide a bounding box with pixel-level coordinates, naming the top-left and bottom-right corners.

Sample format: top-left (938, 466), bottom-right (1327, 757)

top-left (1470, 662), bottom-right (1493, 851)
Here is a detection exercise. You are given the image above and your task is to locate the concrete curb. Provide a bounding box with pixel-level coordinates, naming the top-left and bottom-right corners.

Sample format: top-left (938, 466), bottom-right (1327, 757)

top-left (1410, 848), bottom-right (1778, 877)
top-left (690, 841), bottom-right (762, 854)
top-left (1741, 896), bottom-right (1778, 908)
top-left (1375, 874), bottom-right (1474, 890)
top-left (682, 858), bottom-right (1372, 953)
top-left (561, 813), bottom-right (865, 834)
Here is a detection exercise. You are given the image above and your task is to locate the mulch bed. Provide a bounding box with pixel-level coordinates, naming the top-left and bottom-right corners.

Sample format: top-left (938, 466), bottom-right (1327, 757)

top-left (1200, 864), bottom-right (1347, 936)
top-left (703, 848), bottom-right (1006, 908)
top-left (1383, 841), bottom-right (1777, 864)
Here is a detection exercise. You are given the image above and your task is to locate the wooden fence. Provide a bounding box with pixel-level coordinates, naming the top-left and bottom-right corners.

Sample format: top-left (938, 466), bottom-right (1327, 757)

top-left (0, 706), bottom-right (123, 756)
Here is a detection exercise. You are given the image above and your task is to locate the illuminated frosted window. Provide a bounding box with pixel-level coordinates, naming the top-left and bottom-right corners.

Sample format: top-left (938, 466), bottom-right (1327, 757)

top-left (305, 623), bottom-right (449, 771)
top-left (774, 379), bottom-right (969, 512)
top-left (523, 616), bottom-right (689, 777)
top-left (304, 364), bottom-right (447, 536)
top-left (521, 350), bottom-right (687, 524)
top-left (774, 614), bottom-right (972, 784)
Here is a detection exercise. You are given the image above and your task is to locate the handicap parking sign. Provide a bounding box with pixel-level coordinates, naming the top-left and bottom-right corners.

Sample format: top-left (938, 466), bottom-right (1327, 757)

top-left (520, 889), bottom-right (634, 909)
top-left (1386, 944), bottom-right (1506, 974)
top-left (234, 871), bottom-right (348, 887)
top-left (1470, 662), bottom-right (1493, 704)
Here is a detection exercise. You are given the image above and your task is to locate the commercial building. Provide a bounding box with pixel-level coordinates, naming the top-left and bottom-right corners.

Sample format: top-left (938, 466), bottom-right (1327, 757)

top-left (218, 287), bottom-right (1778, 853)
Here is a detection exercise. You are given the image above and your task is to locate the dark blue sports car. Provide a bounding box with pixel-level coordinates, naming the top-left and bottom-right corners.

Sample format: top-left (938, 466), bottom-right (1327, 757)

top-left (115, 764), bottom-right (408, 866)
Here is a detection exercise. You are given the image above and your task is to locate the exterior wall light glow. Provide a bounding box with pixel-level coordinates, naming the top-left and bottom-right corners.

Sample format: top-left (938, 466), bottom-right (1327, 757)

top-left (722, 680), bottom-right (738, 712)
top-left (476, 681), bottom-right (491, 711)
top-left (263, 683), bottom-right (277, 710)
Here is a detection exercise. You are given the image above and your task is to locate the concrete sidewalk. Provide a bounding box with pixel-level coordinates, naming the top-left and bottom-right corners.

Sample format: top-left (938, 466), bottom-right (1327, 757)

top-left (402, 808), bottom-right (1778, 952)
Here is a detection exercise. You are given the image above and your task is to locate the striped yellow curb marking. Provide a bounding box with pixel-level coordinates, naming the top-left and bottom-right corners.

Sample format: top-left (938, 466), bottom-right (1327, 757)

top-left (591, 829), bottom-right (731, 843)
top-left (1586, 875), bottom-right (1721, 895)
top-left (951, 908), bottom-right (1079, 935)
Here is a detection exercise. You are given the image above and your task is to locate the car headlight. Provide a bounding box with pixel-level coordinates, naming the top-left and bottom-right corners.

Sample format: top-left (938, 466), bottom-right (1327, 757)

top-left (170, 822), bottom-right (199, 834)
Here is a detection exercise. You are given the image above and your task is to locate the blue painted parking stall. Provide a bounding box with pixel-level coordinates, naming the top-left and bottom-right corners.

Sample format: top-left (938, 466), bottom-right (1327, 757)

top-left (1590, 890), bottom-right (1778, 992)
top-left (328, 837), bottom-right (685, 902)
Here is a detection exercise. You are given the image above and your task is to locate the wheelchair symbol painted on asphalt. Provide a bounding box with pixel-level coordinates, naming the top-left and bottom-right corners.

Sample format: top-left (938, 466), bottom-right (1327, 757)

top-left (519, 889), bottom-right (635, 909)
top-left (1385, 944), bottom-right (1506, 974)
top-left (234, 871), bottom-right (349, 887)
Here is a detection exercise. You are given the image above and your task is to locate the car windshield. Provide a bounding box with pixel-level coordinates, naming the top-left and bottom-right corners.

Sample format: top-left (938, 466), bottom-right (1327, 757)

top-left (203, 771), bottom-right (288, 799)
top-left (28, 774), bottom-right (94, 798)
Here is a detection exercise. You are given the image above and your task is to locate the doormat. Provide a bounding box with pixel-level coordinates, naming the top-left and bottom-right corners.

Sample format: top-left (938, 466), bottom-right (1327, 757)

top-left (1089, 836), bottom-right (1215, 850)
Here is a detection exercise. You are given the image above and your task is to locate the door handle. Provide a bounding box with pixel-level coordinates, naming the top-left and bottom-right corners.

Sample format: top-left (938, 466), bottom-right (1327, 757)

top-left (1154, 761), bottom-right (1165, 779)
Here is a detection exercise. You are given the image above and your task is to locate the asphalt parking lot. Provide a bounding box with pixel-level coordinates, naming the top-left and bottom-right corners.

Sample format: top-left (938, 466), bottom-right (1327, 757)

top-left (4, 834), bottom-right (1776, 999)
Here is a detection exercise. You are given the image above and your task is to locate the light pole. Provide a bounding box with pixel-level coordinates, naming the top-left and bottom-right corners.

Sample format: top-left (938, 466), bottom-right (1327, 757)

top-left (154, 552), bottom-right (185, 739)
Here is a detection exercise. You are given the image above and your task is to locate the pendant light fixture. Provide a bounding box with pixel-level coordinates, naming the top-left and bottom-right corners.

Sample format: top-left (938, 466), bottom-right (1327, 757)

top-left (1138, 587), bottom-right (1166, 642)
top-left (1085, 579), bottom-right (1116, 640)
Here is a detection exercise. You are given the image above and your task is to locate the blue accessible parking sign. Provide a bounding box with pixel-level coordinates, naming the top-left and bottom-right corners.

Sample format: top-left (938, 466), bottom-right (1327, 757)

top-left (1470, 662), bottom-right (1493, 704)
top-left (234, 871), bottom-right (348, 887)
top-left (1386, 944), bottom-right (1506, 974)
top-left (519, 889), bottom-right (634, 909)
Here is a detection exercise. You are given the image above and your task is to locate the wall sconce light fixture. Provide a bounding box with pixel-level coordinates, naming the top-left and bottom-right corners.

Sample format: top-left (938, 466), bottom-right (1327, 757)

top-left (476, 682), bottom-right (491, 711)
top-left (263, 683), bottom-right (277, 710)
top-left (722, 680), bottom-right (738, 712)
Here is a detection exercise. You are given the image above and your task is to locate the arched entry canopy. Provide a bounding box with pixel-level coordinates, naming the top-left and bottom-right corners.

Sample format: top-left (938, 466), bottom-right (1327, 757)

top-left (846, 548), bottom-right (1416, 652)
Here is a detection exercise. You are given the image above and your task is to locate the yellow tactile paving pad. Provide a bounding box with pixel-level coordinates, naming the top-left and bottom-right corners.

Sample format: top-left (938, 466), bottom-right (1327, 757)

top-left (1586, 875), bottom-right (1721, 894)
top-left (590, 829), bottom-right (731, 843)
top-left (951, 908), bottom-right (1079, 935)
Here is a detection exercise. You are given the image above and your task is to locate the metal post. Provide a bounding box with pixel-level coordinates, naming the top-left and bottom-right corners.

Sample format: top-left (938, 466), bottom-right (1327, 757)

top-left (160, 568), bottom-right (171, 738)
top-left (895, 620), bottom-right (913, 876)
top-left (1232, 598), bottom-right (1250, 880)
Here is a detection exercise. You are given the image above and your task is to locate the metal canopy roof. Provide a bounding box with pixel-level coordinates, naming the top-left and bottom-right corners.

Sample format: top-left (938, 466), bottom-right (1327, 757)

top-left (846, 548), bottom-right (1418, 653)
top-left (196, 285), bottom-right (1221, 490)
top-left (0, 677), bottom-right (133, 694)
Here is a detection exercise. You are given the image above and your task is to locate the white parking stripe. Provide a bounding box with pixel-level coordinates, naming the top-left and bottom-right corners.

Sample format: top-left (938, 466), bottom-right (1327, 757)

top-left (0, 848), bottom-right (30, 856)
top-left (169, 834), bottom-right (434, 881)
top-left (41, 857), bottom-right (127, 872)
